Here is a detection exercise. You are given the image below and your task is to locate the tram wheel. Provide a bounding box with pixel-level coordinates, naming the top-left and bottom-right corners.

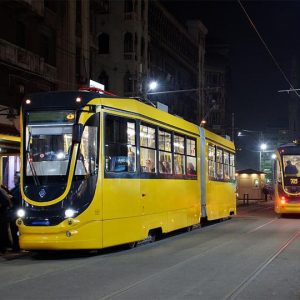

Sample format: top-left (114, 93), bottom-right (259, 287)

top-left (127, 242), bottom-right (137, 249)
top-left (186, 226), bottom-right (193, 232)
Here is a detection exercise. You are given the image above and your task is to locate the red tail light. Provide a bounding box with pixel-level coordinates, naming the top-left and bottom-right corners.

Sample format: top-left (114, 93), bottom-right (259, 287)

top-left (280, 196), bottom-right (286, 205)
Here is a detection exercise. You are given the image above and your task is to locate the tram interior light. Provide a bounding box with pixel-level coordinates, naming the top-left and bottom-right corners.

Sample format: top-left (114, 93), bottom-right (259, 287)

top-left (17, 209), bottom-right (26, 218)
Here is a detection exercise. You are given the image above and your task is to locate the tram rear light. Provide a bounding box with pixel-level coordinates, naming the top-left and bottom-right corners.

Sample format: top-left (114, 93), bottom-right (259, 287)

top-left (280, 197), bottom-right (286, 205)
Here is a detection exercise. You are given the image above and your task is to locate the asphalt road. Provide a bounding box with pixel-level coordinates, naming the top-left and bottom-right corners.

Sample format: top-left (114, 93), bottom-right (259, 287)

top-left (0, 200), bottom-right (299, 300)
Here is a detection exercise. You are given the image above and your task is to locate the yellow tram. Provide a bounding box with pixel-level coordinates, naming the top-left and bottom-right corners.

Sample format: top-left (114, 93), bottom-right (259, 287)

top-left (274, 143), bottom-right (300, 215)
top-left (17, 90), bottom-right (236, 250)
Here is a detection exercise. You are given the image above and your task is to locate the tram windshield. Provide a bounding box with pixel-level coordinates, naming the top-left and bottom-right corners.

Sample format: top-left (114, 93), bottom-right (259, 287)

top-left (282, 155), bottom-right (300, 177)
top-left (25, 111), bottom-right (75, 179)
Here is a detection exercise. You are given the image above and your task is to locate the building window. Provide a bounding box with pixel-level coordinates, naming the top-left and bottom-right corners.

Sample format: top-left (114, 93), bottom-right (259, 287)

top-left (16, 21), bottom-right (26, 48)
top-left (40, 34), bottom-right (50, 64)
top-left (98, 71), bottom-right (109, 90)
top-left (76, 47), bottom-right (81, 77)
top-left (124, 32), bottom-right (133, 59)
top-left (98, 33), bottom-right (109, 54)
top-left (45, 0), bottom-right (57, 12)
top-left (123, 71), bottom-right (133, 94)
top-left (95, 0), bottom-right (110, 14)
top-left (134, 33), bottom-right (138, 60)
top-left (124, 0), bottom-right (133, 13)
top-left (141, 0), bottom-right (145, 18)
top-left (141, 37), bottom-right (145, 58)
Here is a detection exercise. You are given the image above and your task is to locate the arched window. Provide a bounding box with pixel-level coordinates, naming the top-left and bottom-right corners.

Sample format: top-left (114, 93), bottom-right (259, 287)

top-left (98, 33), bottom-right (109, 54)
top-left (124, 71), bottom-right (133, 94)
top-left (124, 32), bottom-right (133, 53)
top-left (99, 71), bottom-right (109, 90)
top-left (124, 0), bottom-right (133, 13)
top-left (141, 36), bottom-right (145, 57)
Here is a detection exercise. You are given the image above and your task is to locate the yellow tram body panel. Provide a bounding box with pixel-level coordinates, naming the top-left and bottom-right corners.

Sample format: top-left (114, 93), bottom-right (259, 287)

top-left (102, 178), bottom-right (200, 248)
top-left (204, 129), bottom-right (236, 220)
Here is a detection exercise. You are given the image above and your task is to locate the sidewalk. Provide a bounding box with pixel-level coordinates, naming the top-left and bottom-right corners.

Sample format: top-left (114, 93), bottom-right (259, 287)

top-left (0, 250), bottom-right (29, 261)
top-left (236, 198), bottom-right (275, 218)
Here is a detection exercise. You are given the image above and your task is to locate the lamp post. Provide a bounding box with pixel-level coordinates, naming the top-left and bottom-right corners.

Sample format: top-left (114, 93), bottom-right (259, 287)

top-left (259, 143), bottom-right (267, 171)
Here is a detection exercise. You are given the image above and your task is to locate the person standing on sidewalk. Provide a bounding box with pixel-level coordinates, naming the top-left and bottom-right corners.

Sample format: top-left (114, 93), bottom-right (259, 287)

top-left (9, 172), bottom-right (21, 251)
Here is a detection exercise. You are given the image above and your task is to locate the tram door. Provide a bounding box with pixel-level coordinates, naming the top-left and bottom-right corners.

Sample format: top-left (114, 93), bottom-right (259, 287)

top-left (102, 114), bottom-right (142, 247)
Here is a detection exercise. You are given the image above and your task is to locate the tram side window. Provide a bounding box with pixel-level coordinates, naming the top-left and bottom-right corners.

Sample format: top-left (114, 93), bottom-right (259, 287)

top-left (174, 134), bottom-right (185, 175)
top-left (104, 115), bottom-right (136, 173)
top-left (140, 124), bottom-right (156, 173)
top-left (276, 159), bottom-right (281, 182)
top-left (158, 129), bottom-right (172, 174)
top-left (208, 144), bottom-right (216, 179)
top-left (229, 153), bottom-right (235, 181)
top-left (223, 151), bottom-right (230, 181)
top-left (186, 138), bottom-right (196, 176)
top-left (75, 125), bottom-right (98, 176)
top-left (216, 148), bottom-right (223, 180)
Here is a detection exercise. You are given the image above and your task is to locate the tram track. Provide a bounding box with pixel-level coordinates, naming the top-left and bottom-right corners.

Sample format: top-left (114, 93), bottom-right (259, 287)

top-left (224, 230), bottom-right (300, 300)
top-left (98, 217), bottom-right (285, 300)
top-left (0, 215), bottom-right (294, 299)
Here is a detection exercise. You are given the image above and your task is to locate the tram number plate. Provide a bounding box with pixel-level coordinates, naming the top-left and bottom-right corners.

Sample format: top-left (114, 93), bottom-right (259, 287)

top-left (284, 177), bottom-right (300, 186)
top-left (289, 178), bottom-right (299, 185)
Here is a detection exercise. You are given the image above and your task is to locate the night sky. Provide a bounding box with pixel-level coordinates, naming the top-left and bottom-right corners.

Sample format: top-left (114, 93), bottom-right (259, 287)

top-left (163, 0), bottom-right (300, 132)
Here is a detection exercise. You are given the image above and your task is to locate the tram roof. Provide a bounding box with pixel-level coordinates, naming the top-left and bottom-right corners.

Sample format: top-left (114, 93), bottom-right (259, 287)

top-left (22, 91), bottom-right (234, 150)
top-left (278, 143), bottom-right (300, 154)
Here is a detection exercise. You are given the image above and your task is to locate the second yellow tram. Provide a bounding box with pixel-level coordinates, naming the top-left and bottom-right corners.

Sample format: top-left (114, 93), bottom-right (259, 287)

top-left (274, 143), bottom-right (300, 215)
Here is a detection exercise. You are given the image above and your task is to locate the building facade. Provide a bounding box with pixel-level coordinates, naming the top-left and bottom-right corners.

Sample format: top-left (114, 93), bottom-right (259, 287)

top-left (0, 0), bottom-right (91, 188)
top-left (203, 41), bottom-right (231, 136)
top-left (0, 0), bottom-right (91, 111)
top-left (93, 0), bottom-right (207, 124)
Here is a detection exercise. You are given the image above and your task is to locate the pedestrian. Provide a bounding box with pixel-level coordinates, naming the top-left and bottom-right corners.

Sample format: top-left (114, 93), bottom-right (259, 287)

top-left (262, 185), bottom-right (269, 201)
top-left (0, 186), bottom-right (11, 253)
top-left (9, 172), bottom-right (21, 251)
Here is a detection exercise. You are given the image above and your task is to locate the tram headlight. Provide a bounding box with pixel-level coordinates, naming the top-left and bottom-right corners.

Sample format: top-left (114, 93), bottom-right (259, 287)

top-left (65, 209), bottom-right (77, 218)
top-left (17, 209), bottom-right (26, 218)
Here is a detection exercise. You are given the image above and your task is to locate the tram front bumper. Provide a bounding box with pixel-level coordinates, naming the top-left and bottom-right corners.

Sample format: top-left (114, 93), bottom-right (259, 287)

top-left (17, 218), bottom-right (102, 250)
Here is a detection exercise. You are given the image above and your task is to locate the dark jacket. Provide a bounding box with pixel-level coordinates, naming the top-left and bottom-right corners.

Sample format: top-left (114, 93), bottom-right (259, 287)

top-left (0, 188), bottom-right (10, 215)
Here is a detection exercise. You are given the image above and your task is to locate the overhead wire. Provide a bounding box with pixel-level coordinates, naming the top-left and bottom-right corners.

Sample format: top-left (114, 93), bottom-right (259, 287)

top-left (237, 0), bottom-right (300, 99)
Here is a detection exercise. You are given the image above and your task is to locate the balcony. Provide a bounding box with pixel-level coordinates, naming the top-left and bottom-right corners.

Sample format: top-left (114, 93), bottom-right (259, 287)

top-left (0, 39), bottom-right (57, 82)
top-left (5, 0), bottom-right (44, 16)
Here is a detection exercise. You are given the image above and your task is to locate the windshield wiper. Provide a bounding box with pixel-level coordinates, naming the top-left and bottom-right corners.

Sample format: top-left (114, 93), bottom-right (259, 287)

top-left (26, 131), bottom-right (40, 186)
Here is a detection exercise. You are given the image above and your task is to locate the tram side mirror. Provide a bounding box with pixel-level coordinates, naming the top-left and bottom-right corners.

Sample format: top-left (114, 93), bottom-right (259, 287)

top-left (72, 124), bottom-right (84, 143)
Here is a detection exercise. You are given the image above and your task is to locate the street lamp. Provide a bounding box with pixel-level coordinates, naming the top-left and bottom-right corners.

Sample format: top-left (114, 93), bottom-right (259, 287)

top-left (259, 143), bottom-right (267, 171)
top-left (148, 81), bottom-right (158, 91)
